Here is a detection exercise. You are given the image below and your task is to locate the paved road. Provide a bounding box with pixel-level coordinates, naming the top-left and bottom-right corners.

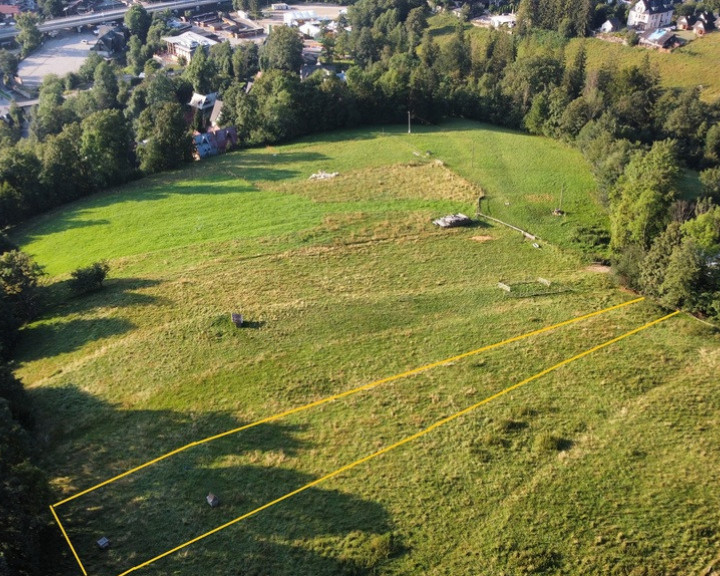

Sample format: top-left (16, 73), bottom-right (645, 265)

top-left (0, 0), bottom-right (231, 41)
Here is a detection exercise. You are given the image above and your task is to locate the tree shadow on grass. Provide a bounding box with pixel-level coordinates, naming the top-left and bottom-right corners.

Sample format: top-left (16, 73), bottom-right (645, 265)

top-left (12, 277), bottom-right (166, 362)
top-left (13, 151), bottom-right (329, 242)
top-left (15, 317), bottom-right (136, 362)
top-left (39, 277), bottom-right (164, 316)
top-left (33, 386), bottom-right (401, 576)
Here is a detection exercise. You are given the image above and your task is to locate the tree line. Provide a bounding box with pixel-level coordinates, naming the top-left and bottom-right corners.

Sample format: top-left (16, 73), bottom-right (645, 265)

top-left (0, 234), bottom-right (56, 576)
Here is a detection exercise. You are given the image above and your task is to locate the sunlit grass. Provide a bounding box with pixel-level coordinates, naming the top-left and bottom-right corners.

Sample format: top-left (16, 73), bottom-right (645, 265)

top-left (10, 123), bottom-right (720, 576)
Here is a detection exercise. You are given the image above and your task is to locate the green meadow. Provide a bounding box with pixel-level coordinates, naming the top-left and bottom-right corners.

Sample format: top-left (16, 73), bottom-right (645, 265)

top-left (10, 121), bottom-right (720, 576)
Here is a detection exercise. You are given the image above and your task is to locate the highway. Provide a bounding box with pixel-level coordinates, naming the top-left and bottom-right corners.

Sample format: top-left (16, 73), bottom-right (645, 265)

top-left (0, 0), bottom-right (231, 41)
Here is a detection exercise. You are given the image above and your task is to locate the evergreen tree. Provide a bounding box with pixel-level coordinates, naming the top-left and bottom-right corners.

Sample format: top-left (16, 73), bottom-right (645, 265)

top-left (185, 47), bottom-right (217, 93)
top-left (93, 61), bottom-right (119, 110)
top-left (15, 12), bottom-right (41, 57)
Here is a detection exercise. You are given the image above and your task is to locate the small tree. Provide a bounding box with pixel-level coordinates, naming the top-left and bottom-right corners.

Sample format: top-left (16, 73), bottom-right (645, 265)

top-left (0, 250), bottom-right (43, 321)
top-left (69, 261), bottom-right (109, 295)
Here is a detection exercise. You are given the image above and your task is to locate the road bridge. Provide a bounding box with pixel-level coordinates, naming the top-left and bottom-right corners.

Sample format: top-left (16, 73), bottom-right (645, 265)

top-left (0, 0), bottom-right (231, 41)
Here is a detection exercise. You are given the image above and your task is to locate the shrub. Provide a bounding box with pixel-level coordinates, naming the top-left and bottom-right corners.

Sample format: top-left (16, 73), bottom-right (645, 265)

top-left (0, 250), bottom-right (43, 322)
top-left (69, 261), bottom-right (110, 295)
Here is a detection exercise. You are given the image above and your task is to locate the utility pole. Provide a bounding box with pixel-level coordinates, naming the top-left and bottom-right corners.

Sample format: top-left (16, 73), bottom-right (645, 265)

top-left (408, 110), bottom-right (411, 134)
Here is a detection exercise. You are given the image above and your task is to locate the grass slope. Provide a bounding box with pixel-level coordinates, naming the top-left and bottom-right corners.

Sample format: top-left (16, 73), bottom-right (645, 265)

top-left (569, 34), bottom-right (720, 103)
top-left (10, 122), bottom-right (720, 576)
top-left (15, 121), bottom-right (605, 277)
top-left (429, 14), bottom-right (720, 102)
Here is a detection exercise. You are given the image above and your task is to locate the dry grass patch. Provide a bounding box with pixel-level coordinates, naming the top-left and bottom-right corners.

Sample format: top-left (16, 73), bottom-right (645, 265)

top-left (271, 163), bottom-right (482, 204)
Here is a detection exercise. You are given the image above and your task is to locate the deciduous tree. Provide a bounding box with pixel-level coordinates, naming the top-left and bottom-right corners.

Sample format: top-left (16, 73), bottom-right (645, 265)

top-left (80, 109), bottom-right (134, 189)
top-left (124, 4), bottom-right (152, 43)
top-left (136, 102), bottom-right (193, 173)
top-left (260, 25), bottom-right (304, 73)
top-left (15, 12), bottom-right (41, 57)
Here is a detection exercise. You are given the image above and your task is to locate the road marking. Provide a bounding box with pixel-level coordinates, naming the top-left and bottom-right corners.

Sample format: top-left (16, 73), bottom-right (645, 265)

top-left (114, 309), bottom-right (679, 576)
top-left (53, 297), bottom-right (645, 508)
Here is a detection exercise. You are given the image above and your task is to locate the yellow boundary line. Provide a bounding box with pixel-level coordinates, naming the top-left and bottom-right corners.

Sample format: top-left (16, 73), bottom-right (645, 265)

top-left (49, 505), bottom-right (88, 576)
top-left (115, 309), bottom-right (679, 576)
top-left (53, 297), bottom-right (644, 509)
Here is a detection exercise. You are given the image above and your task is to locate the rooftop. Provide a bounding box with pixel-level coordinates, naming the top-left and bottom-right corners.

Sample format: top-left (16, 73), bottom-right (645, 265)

top-left (162, 31), bottom-right (218, 50)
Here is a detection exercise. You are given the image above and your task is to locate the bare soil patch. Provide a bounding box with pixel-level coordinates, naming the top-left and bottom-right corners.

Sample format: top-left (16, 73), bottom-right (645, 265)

top-left (471, 235), bottom-right (494, 242)
top-left (585, 264), bottom-right (611, 273)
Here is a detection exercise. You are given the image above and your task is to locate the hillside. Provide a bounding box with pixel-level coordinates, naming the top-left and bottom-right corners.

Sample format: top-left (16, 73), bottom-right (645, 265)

top-left (11, 122), bottom-right (720, 576)
top-left (430, 14), bottom-right (720, 103)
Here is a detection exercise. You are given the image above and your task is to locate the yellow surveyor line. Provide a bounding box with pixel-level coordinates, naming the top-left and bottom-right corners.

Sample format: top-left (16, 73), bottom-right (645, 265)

top-left (54, 297), bottom-right (645, 508)
top-left (114, 309), bottom-right (679, 576)
top-left (53, 297), bottom-right (645, 508)
top-left (49, 505), bottom-right (87, 576)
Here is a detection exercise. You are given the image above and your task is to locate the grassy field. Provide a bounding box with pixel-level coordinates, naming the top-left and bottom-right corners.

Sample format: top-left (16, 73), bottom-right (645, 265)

top-left (429, 14), bottom-right (720, 102)
top-left (10, 122), bottom-right (720, 576)
top-left (16, 121), bottom-right (606, 277)
top-left (570, 33), bottom-right (720, 103)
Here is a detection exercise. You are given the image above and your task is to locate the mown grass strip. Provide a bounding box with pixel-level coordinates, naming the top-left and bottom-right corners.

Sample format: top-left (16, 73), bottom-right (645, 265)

top-left (52, 297), bottom-right (644, 509)
top-left (116, 309), bottom-right (680, 576)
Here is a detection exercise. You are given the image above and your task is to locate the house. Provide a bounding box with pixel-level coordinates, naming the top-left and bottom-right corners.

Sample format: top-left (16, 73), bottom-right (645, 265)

top-left (92, 25), bottom-right (126, 56)
top-left (693, 19), bottom-right (714, 35)
top-left (283, 10), bottom-right (317, 26)
top-left (300, 63), bottom-right (336, 80)
top-left (698, 11), bottom-right (717, 25)
top-left (188, 92), bottom-right (217, 113)
top-left (676, 15), bottom-right (696, 30)
top-left (271, 2), bottom-right (289, 9)
top-left (600, 17), bottom-right (622, 32)
top-left (299, 22), bottom-right (322, 38)
top-left (490, 13), bottom-right (516, 29)
top-left (627, 0), bottom-right (674, 30)
top-left (209, 99), bottom-right (224, 127)
top-left (639, 27), bottom-right (679, 49)
top-left (0, 4), bottom-right (20, 18)
top-left (693, 11), bottom-right (716, 34)
top-left (193, 132), bottom-right (214, 159)
top-left (162, 31), bottom-right (217, 63)
top-left (207, 125), bottom-right (238, 153)
top-left (192, 126), bottom-right (238, 159)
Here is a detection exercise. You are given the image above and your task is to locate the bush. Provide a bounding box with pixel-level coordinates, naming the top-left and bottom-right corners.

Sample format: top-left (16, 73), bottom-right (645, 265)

top-left (69, 261), bottom-right (110, 295)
